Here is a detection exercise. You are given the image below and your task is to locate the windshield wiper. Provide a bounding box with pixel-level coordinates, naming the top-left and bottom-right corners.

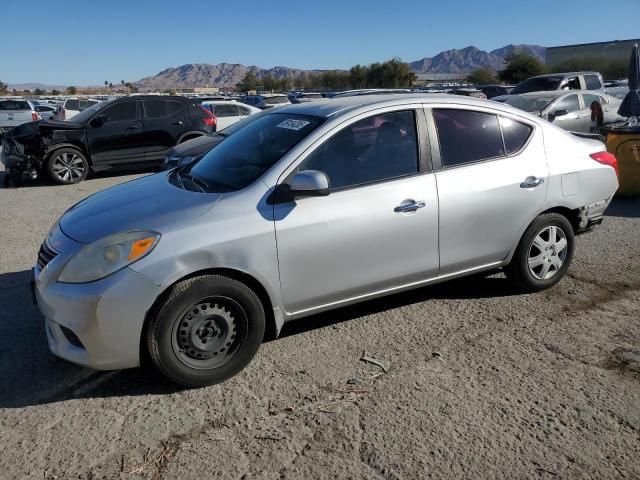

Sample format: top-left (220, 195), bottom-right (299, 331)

top-left (180, 171), bottom-right (210, 193)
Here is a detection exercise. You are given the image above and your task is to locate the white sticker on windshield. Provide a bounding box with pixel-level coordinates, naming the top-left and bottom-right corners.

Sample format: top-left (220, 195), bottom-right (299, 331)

top-left (277, 119), bottom-right (310, 131)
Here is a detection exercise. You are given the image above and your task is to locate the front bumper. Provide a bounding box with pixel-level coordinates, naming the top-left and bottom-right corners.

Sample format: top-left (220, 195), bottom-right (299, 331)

top-left (34, 226), bottom-right (162, 370)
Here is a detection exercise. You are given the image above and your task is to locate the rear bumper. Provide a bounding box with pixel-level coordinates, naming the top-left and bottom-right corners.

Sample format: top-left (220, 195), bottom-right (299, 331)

top-left (576, 195), bottom-right (614, 234)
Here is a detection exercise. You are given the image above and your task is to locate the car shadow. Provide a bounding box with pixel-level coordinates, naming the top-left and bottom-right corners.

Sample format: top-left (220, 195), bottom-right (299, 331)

top-left (606, 197), bottom-right (640, 218)
top-left (0, 166), bottom-right (156, 189)
top-left (0, 268), bottom-right (517, 408)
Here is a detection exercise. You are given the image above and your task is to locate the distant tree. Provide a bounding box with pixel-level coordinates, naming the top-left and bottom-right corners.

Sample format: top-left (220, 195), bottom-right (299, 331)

top-left (51, 89), bottom-right (61, 95)
top-left (499, 51), bottom-right (546, 84)
top-left (121, 80), bottom-right (125, 86)
top-left (0, 80), bottom-right (7, 94)
top-left (66, 86), bottom-right (77, 95)
top-left (364, 58), bottom-right (416, 88)
top-left (104, 80), bottom-right (108, 88)
top-left (239, 72), bottom-right (258, 92)
top-left (349, 65), bottom-right (368, 89)
top-left (33, 88), bottom-right (45, 95)
top-left (467, 67), bottom-right (498, 84)
top-left (109, 82), bottom-right (113, 88)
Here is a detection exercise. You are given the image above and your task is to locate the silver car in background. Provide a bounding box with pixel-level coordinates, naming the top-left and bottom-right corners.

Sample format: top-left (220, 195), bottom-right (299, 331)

top-left (34, 95), bottom-right (618, 386)
top-left (496, 90), bottom-right (623, 133)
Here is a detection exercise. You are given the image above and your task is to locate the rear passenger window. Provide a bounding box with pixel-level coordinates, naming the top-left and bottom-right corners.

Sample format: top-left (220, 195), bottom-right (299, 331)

top-left (499, 117), bottom-right (533, 154)
top-left (103, 101), bottom-right (137, 122)
top-left (238, 106), bottom-right (252, 115)
top-left (585, 75), bottom-right (602, 90)
top-left (213, 104), bottom-right (238, 117)
top-left (167, 101), bottom-right (185, 117)
top-left (0, 100), bottom-right (31, 110)
top-left (145, 100), bottom-right (166, 118)
top-left (434, 109), bottom-right (504, 167)
top-left (65, 99), bottom-right (80, 110)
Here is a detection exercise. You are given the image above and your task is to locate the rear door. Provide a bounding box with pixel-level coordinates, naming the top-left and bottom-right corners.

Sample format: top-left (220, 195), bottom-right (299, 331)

top-left (142, 99), bottom-right (187, 162)
top-left (431, 107), bottom-right (548, 274)
top-left (86, 99), bottom-right (146, 165)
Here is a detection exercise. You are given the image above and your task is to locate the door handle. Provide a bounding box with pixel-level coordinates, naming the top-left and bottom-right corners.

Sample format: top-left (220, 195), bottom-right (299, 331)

top-left (394, 200), bottom-right (426, 213)
top-left (520, 176), bottom-right (545, 188)
top-left (172, 120), bottom-right (183, 126)
top-left (126, 123), bottom-right (140, 130)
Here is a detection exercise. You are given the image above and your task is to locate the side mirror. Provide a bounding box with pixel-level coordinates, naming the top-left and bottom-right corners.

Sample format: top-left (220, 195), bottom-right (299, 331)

top-left (553, 109), bottom-right (569, 117)
top-left (90, 114), bottom-right (108, 127)
top-left (288, 170), bottom-right (330, 198)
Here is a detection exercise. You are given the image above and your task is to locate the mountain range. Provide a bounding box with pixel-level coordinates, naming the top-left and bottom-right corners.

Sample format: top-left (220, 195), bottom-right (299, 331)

top-left (9, 44), bottom-right (546, 91)
top-left (134, 44), bottom-right (545, 89)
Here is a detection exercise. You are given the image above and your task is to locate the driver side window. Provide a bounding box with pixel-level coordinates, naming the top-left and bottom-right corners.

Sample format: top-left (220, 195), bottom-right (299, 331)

top-left (553, 95), bottom-right (580, 113)
top-left (300, 110), bottom-right (419, 190)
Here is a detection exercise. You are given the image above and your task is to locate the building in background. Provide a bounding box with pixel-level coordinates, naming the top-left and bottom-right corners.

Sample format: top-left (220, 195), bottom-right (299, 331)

top-left (547, 39), bottom-right (639, 69)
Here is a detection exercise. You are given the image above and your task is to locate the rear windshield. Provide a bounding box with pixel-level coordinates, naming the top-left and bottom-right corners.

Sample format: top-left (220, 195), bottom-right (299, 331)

top-left (183, 113), bottom-right (323, 192)
top-left (502, 95), bottom-right (556, 113)
top-left (264, 96), bottom-right (289, 105)
top-left (67, 101), bottom-right (107, 124)
top-left (0, 100), bottom-right (31, 111)
top-left (511, 77), bottom-right (562, 94)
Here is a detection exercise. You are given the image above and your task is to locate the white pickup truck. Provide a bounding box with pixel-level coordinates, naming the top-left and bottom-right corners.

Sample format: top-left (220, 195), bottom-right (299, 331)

top-left (0, 99), bottom-right (40, 139)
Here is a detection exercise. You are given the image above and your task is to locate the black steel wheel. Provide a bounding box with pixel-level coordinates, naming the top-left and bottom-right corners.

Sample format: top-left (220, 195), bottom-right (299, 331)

top-left (147, 274), bottom-right (265, 387)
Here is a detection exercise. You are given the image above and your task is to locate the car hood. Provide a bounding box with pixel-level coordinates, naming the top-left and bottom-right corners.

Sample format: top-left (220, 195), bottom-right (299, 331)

top-left (5, 120), bottom-right (82, 142)
top-left (59, 173), bottom-right (222, 243)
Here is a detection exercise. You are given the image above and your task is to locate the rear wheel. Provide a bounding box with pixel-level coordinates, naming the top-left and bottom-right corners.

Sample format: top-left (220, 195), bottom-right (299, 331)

top-left (47, 148), bottom-right (89, 185)
top-left (506, 213), bottom-right (574, 292)
top-left (147, 274), bottom-right (265, 387)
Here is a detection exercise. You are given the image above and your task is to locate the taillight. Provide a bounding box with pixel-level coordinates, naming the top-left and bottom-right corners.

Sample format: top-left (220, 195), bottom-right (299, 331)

top-left (32, 111), bottom-right (41, 121)
top-left (61, 107), bottom-right (66, 120)
top-left (590, 151), bottom-right (618, 178)
top-left (198, 105), bottom-right (217, 128)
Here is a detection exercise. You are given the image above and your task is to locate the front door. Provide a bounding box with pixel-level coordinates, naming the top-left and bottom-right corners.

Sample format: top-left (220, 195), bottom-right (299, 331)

top-left (274, 108), bottom-right (439, 315)
top-left (86, 100), bottom-right (146, 165)
top-left (549, 93), bottom-right (584, 132)
top-left (432, 108), bottom-right (549, 274)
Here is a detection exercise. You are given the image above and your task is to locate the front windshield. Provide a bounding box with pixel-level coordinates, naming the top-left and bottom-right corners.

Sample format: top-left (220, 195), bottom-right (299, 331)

top-left (68, 101), bottom-right (106, 124)
top-left (185, 113), bottom-right (323, 192)
top-left (511, 77), bottom-right (562, 94)
top-left (503, 95), bottom-right (556, 113)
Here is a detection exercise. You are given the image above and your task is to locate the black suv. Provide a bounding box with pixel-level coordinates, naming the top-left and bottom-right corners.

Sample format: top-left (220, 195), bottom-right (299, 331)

top-left (1, 95), bottom-right (217, 185)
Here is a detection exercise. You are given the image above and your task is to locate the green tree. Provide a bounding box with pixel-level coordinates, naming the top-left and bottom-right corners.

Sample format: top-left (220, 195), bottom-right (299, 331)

top-left (109, 82), bottom-right (113, 89)
top-left (34, 88), bottom-right (45, 95)
top-left (121, 80), bottom-right (125, 86)
top-left (349, 65), bottom-right (368, 88)
top-left (0, 80), bottom-right (8, 94)
top-left (66, 86), bottom-right (77, 95)
top-left (467, 67), bottom-right (498, 84)
top-left (51, 89), bottom-right (61, 95)
top-left (499, 51), bottom-right (546, 84)
top-left (239, 72), bottom-right (258, 91)
top-left (104, 80), bottom-right (108, 88)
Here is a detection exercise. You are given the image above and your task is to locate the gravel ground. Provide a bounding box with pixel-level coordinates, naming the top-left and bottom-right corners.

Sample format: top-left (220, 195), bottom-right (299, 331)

top-left (0, 168), bottom-right (639, 480)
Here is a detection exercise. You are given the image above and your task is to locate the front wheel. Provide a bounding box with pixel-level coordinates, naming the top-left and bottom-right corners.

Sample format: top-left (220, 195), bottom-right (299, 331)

top-left (506, 213), bottom-right (575, 292)
top-left (147, 275), bottom-right (265, 387)
top-left (47, 148), bottom-right (89, 185)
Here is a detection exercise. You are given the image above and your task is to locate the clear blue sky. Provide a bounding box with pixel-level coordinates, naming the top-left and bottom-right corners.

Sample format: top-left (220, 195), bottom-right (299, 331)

top-left (3, 0), bottom-right (639, 85)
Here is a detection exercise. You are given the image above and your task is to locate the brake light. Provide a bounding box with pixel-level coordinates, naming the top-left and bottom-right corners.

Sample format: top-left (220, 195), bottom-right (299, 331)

top-left (590, 151), bottom-right (618, 178)
top-left (32, 111), bottom-right (41, 121)
top-left (198, 105), bottom-right (217, 128)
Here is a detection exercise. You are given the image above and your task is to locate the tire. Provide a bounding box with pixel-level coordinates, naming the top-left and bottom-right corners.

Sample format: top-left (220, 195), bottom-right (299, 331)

top-left (505, 213), bottom-right (575, 292)
top-left (147, 274), bottom-right (265, 387)
top-left (47, 148), bottom-right (89, 185)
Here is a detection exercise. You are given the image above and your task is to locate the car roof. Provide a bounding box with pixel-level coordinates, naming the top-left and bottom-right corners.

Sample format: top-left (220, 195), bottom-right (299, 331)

top-left (527, 72), bottom-right (600, 80)
top-left (274, 93), bottom-right (522, 118)
top-left (515, 90), bottom-right (607, 99)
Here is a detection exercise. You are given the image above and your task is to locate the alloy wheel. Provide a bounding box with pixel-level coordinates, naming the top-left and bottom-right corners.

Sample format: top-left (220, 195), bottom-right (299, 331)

top-left (527, 225), bottom-right (568, 280)
top-left (53, 152), bottom-right (85, 182)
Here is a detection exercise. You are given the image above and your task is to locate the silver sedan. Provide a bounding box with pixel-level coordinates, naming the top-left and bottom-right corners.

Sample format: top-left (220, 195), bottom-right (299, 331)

top-left (34, 94), bottom-right (619, 386)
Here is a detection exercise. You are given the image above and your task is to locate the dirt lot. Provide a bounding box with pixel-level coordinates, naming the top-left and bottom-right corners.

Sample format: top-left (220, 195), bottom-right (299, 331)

top-left (0, 168), bottom-right (639, 480)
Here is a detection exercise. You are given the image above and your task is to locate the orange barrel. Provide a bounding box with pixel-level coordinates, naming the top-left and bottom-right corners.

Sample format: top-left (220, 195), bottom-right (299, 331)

top-left (604, 129), bottom-right (640, 197)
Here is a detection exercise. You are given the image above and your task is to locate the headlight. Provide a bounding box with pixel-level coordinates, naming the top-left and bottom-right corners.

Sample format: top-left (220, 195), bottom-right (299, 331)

top-left (58, 231), bottom-right (160, 284)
